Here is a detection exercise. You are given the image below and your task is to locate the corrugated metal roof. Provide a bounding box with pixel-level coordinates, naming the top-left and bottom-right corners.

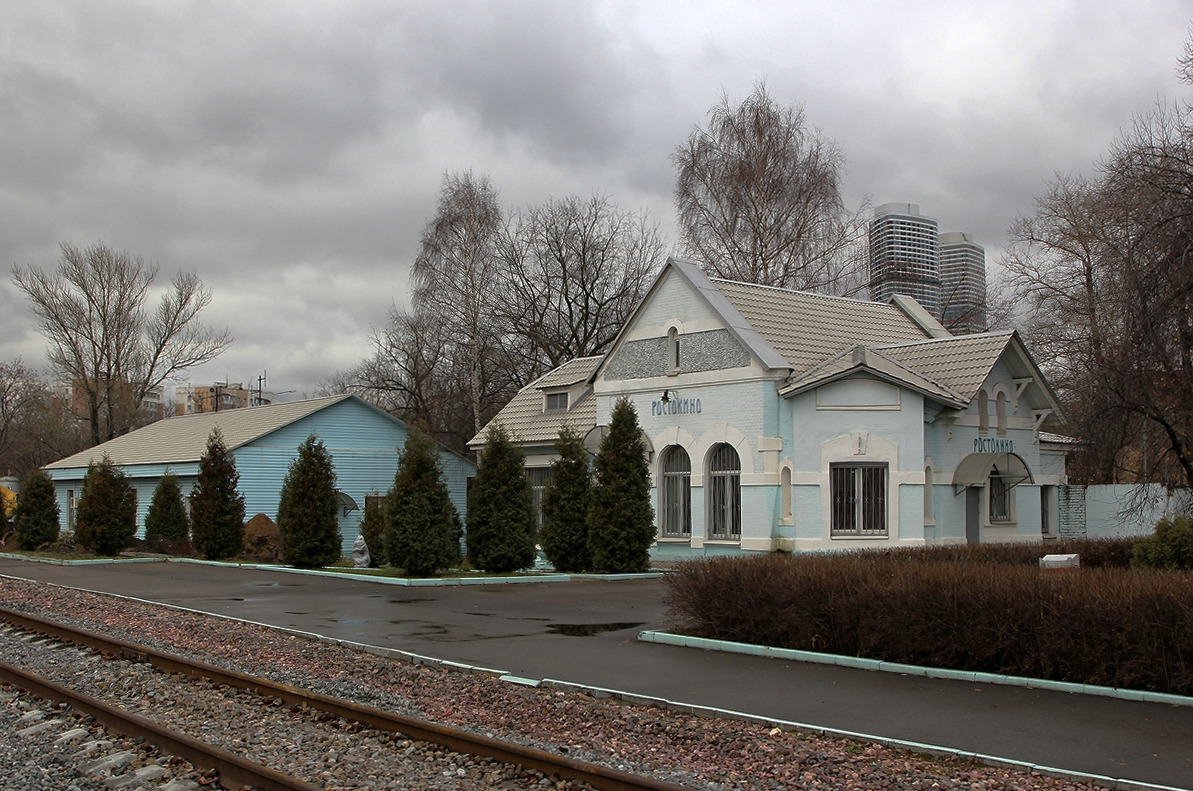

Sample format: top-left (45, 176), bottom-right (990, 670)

top-left (713, 279), bottom-right (934, 376)
top-left (46, 394), bottom-right (357, 470)
top-left (468, 358), bottom-right (600, 448)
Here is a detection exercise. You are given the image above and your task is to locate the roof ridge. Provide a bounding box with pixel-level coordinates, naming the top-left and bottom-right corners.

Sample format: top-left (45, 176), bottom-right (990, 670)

top-left (866, 347), bottom-right (967, 401)
top-left (518, 354), bottom-right (606, 394)
top-left (710, 277), bottom-right (891, 309)
top-left (875, 330), bottom-right (1014, 350)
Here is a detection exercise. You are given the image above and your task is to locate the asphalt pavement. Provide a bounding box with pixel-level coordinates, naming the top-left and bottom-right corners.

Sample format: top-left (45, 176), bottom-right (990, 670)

top-left (1, 558), bottom-right (1190, 790)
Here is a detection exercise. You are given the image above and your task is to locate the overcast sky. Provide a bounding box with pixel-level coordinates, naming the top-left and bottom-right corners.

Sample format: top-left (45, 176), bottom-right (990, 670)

top-left (2, 1), bottom-right (1189, 401)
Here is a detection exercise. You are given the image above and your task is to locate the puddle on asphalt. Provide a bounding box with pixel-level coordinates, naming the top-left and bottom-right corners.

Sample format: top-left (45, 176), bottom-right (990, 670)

top-left (388, 598), bottom-right (434, 604)
top-left (547, 622), bottom-right (644, 637)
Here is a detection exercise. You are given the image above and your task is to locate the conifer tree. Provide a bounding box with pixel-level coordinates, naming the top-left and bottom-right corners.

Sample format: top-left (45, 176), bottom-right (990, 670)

top-left (588, 398), bottom-right (654, 573)
top-left (189, 428), bottom-right (245, 560)
top-left (384, 430), bottom-right (460, 576)
top-left (277, 435), bottom-right (342, 568)
top-left (358, 490), bottom-right (385, 568)
top-left (75, 455), bottom-right (137, 556)
top-left (467, 424), bottom-right (536, 573)
top-left (540, 427), bottom-right (592, 572)
top-left (144, 472), bottom-right (190, 544)
top-left (13, 468), bottom-right (60, 551)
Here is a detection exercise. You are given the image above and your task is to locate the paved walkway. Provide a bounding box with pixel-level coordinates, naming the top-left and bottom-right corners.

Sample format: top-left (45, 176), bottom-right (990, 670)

top-left (1, 558), bottom-right (1190, 790)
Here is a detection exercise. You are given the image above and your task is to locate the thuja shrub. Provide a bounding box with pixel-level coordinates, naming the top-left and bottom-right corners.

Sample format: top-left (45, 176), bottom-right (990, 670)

top-left (665, 551), bottom-right (1193, 695)
top-left (1133, 516), bottom-right (1193, 570)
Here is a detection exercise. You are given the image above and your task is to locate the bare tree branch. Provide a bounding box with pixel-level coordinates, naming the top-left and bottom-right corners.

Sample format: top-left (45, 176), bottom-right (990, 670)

top-left (12, 242), bottom-right (232, 445)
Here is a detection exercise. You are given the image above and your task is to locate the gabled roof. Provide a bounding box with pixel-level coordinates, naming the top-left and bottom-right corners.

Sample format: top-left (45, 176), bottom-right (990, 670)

top-left (874, 331), bottom-right (1062, 412)
top-left (781, 345), bottom-right (967, 407)
top-left (46, 394), bottom-right (382, 470)
top-left (712, 277), bottom-right (939, 377)
top-left (534, 355), bottom-right (603, 390)
top-left (591, 258), bottom-right (942, 383)
top-left (468, 357), bottom-right (601, 449)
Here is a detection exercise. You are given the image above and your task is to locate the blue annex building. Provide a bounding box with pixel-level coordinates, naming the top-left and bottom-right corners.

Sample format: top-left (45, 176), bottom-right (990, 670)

top-left (45, 394), bottom-right (474, 556)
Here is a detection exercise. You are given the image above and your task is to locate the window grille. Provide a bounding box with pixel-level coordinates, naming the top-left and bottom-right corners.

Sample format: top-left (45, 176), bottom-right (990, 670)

top-left (527, 468), bottom-right (552, 529)
top-left (707, 444), bottom-right (741, 540)
top-left (660, 446), bottom-right (691, 538)
top-left (830, 464), bottom-right (887, 536)
top-left (989, 467), bottom-right (1011, 522)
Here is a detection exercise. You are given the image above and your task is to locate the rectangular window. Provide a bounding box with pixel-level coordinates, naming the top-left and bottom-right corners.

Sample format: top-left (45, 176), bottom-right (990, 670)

top-left (830, 464), bottom-right (887, 536)
top-left (527, 468), bottom-right (552, 529)
top-left (545, 392), bottom-right (568, 411)
top-left (989, 476), bottom-right (1011, 522)
top-left (660, 472), bottom-right (691, 538)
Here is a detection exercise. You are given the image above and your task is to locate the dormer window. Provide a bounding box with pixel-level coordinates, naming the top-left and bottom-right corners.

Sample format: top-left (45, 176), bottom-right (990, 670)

top-left (545, 392), bottom-right (568, 411)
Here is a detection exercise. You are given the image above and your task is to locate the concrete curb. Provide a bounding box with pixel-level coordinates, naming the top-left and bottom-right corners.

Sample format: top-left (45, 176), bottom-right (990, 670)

top-left (0, 552), bottom-right (665, 584)
top-left (637, 630), bottom-right (1193, 710)
top-left (1, 570), bottom-right (1186, 791)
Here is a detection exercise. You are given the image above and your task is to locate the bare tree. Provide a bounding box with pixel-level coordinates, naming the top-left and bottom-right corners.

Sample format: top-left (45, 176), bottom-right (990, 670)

top-left (412, 173), bottom-right (504, 436)
top-left (0, 360), bottom-right (87, 477)
top-left (674, 82), bottom-right (866, 293)
top-left (496, 194), bottom-right (664, 375)
top-left (1005, 92), bottom-right (1193, 486)
top-left (323, 306), bottom-right (480, 453)
top-left (0, 360), bottom-right (45, 464)
top-left (13, 242), bottom-right (232, 445)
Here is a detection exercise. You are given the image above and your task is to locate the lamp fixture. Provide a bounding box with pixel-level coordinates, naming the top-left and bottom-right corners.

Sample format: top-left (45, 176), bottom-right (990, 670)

top-left (661, 390), bottom-right (671, 403)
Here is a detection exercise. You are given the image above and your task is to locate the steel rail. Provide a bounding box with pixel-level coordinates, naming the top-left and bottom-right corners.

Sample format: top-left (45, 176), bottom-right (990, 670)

top-left (0, 659), bottom-right (321, 791)
top-left (0, 606), bottom-right (693, 791)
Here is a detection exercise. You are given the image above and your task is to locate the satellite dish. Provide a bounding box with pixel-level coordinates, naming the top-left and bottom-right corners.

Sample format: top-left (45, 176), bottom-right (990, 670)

top-left (639, 429), bottom-right (654, 460)
top-left (582, 425), bottom-right (654, 461)
top-left (583, 425), bottom-right (608, 455)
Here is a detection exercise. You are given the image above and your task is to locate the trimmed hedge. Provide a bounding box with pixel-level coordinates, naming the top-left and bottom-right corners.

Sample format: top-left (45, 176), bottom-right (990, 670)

top-left (665, 545), bottom-right (1192, 696)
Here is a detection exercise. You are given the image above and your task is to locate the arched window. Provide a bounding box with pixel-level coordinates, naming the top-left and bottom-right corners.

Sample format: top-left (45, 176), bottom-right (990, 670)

top-left (781, 466), bottom-right (793, 523)
top-left (978, 390), bottom-right (989, 434)
top-left (659, 446), bottom-right (691, 538)
top-left (668, 326), bottom-right (680, 374)
top-left (707, 443), bottom-right (741, 540)
top-left (996, 392), bottom-right (1008, 436)
top-left (924, 465), bottom-right (934, 523)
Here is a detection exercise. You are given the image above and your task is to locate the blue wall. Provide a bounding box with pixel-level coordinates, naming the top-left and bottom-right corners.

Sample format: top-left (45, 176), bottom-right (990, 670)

top-left (48, 398), bottom-right (474, 559)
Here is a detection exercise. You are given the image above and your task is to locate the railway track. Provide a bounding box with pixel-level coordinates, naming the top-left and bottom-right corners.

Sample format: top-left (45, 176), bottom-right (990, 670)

top-left (0, 606), bottom-right (693, 791)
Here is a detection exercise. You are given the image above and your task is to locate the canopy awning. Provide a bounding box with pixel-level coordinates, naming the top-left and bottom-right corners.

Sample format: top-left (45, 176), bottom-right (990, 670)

top-left (336, 491), bottom-right (360, 515)
top-left (952, 452), bottom-right (1034, 491)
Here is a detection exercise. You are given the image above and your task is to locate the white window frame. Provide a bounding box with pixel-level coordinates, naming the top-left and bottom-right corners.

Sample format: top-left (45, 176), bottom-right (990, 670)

top-left (545, 392), bottom-right (568, 411)
top-left (659, 445), bottom-right (692, 539)
top-left (830, 463), bottom-right (888, 537)
top-left (988, 467), bottom-right (1014, 523)
top-left (706, 443), bottom-right (741, 541)
top-left (527, 467), bottom-right (552, 529)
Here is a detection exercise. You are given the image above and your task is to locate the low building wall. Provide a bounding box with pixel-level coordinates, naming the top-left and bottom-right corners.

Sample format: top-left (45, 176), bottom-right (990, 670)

top-left (1058, 484), bottom-right (1191, 539)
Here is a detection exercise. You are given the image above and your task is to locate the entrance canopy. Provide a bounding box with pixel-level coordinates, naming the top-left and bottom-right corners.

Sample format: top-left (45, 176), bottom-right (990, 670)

top-left (952, 452), bottom-right (1033, 492)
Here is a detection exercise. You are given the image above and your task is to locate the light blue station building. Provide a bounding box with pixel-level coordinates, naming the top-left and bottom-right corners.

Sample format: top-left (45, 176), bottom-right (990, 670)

top-left (45, 394), bottom-right (475, 557)
top-left (472, 257), bottom-right (1068, 560)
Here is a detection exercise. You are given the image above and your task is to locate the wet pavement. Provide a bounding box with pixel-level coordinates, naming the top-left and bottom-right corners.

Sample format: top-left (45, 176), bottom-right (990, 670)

top-left (1, 558), bottom-right (1190, 790)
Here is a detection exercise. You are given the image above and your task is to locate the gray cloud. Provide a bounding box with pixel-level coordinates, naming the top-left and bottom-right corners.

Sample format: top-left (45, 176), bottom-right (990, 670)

top-left (1, 0), bottom-right (1189, 400)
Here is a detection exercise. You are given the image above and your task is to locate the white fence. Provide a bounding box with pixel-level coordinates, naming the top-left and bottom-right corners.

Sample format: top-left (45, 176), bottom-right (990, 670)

top-left (1058, 484), bottom-right (1192, 540)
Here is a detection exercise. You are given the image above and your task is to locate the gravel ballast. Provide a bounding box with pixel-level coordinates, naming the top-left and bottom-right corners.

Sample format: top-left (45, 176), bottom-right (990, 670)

top-left (0, 575), bottom-right (1107, 791)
